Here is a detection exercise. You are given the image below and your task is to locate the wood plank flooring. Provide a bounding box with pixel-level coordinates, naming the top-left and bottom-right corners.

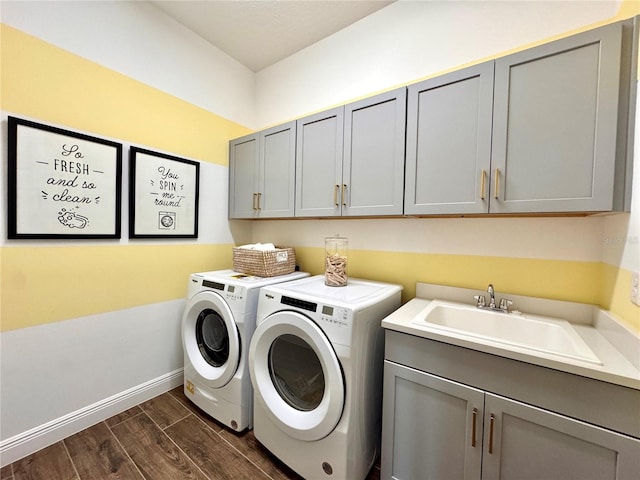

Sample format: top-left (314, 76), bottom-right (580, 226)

top-left (1, 386), bottom-right (381, 480)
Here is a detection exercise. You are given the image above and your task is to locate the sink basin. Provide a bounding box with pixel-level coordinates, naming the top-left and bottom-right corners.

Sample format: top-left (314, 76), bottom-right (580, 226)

top-left (410, 300), bottom-right (602, 365)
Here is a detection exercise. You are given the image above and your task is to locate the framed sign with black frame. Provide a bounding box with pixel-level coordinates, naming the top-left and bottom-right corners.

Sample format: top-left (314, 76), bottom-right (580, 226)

top-left (7, 116), bottom-right (123, 239)
top-left (129, 147), bottom-right (200, 238)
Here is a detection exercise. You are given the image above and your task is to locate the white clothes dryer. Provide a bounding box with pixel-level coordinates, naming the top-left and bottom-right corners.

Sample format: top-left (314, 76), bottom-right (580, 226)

top-left (249, 275), bottom-right (402, 480)
top-left (182, 269), bottom-right (309, 431)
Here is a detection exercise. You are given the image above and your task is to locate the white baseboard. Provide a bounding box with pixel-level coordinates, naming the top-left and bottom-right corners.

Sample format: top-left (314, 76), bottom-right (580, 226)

top-left (0, 368), bottom-right (184, 467)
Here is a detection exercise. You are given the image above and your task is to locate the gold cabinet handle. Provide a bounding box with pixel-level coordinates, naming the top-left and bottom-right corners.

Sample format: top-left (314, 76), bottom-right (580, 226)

top-left (334, 185), bottom-right (340, 206)
top-left (252, 193), bottom-right (258, 211)
top-left (488, 413), bottom-right (495, 454)
top-left (480, 170), bottom-right (487, 200)
top-left (342, 184), bottom-right (347, 207)
top-left (494, 168), bottom-right (500, 200)
top-left (471, 408), bottom-right (478, 447)
top-left (256, 192), bottom-right (262, 210)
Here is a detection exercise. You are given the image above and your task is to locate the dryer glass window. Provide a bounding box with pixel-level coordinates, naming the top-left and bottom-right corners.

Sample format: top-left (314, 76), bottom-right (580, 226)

top-left (196, 308), bottom-right (230, 367)
top-left (268, 334), bottom-right (325, 411)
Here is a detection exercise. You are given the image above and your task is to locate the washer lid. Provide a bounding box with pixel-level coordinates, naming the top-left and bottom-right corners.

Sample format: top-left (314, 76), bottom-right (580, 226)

top-left (192, 269), bottom-right (309, 289)
top-left (182, 290), bottom-right (240, 387)
top-left (249, 310), bottom-right (345, 441)
top-left (262, 275), bottom-right (402, 309)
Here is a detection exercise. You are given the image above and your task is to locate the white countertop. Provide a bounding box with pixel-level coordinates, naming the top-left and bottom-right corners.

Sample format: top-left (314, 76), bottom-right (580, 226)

top-left (382, 284), bottom-right (640, 390)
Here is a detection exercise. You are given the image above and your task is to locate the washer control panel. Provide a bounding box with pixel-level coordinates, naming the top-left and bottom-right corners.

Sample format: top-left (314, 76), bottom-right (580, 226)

top-left (202, 279), bottom-right (245, 302)
top-left (281, 295), bottom-right (316, 312)
top-left (279, 295), bottom-right (353, 345)
top-left (202, 279), bottom-right (224, 290)
top-left (320, 305), bottom-right (350, 327)
top-left (318, 304), bottom-right (352, 345)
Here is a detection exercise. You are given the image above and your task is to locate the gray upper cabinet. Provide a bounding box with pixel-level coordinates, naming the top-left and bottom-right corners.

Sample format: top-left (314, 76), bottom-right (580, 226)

top-left (259, 122), bottom-right (297, 218)
top-left (229, 121), bottom-right (296, 219)
top-left (295, 107), bottom-right (345, 217)
top-left (490, 20), bottom-right (633, 213)
top-left (231, 20), bottom-right (635, 219)
top-left (405, 63), bottom-right (494, 215)
top-left (343, 88), bottom-right (407, 216)
top-left (295, 89), bottom-right (407, 218)
top-left (405, 19), bottom-right (634, 216)
top-left (228, 132), bottom-right (258, 218)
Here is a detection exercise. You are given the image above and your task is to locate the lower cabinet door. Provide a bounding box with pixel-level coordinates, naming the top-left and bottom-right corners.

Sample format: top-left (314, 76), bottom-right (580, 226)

top-left (482, 393), bottom-right (640, 480)
top-left (381, 361), bottom-right (484, 480)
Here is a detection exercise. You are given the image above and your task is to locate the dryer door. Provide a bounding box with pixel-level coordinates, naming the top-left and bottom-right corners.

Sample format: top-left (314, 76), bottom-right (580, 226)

top-left (249, 310), bottom-right (345, 442)
top-left (182, 290), bottom-right (240, 388)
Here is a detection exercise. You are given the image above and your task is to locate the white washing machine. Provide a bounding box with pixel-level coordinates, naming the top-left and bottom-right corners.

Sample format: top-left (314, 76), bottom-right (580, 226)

top-left (182, 269), bottom-right (309, 431)
top-left (249, 275), bottom-right (402, 480)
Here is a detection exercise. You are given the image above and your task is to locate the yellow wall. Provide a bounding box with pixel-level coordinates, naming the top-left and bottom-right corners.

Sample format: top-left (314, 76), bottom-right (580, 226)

top-left (1, 244), bottom-right (232, 331)
top-left (0, 25), bottom-right (245, 166)
top-left (2, 16), bottom-right (639, 335)
top-left (260, 0), bottom-right (640, 334)
top-left (602, 264), bottom-right (640, 331)
top-left (605, 0), bottom-right (640, 331)
top-left (293, 247), bottom-right (601, 306)
top-left (619, 0), bottom-right (640, 24)
top-left (0, 25), bottom-right (251, 332)
top-left (291, 247), bottom-right (638, 332)
top-left (261, 1), bottom-right (640, 333)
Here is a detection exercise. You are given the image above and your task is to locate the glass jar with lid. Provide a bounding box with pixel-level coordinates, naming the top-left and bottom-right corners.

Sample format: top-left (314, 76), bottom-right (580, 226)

top-left (324, 236), bottom-right (348, 286)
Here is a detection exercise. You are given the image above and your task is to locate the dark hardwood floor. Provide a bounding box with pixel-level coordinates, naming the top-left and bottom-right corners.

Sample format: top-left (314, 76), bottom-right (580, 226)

top-left (0, 386), bottom-right (381, 480)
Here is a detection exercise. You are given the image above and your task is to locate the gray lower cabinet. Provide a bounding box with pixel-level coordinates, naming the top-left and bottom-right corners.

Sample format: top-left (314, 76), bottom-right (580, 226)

top-left (382, 360), bottom-right (640, 480)
top-left (295, 88), bottom-right (406, 217)
top-left (405, 18), bottom-right (635, 215)
top-left (229, 122), bottom-right (296, 218)
top-left (382, 362), bottom-right (484, 479)
top-left (482, 393), bottom-right (640, 480)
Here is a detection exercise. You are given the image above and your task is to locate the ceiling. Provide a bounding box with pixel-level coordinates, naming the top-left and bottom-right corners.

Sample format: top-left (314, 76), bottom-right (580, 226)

top-left (149, 0), bottom-right (395, 72)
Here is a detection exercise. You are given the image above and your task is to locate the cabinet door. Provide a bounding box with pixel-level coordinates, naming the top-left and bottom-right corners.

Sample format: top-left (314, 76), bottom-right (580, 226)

top-left (482, 393), bottom-right (640, 480)
top-left (258, 122), bottom-right (296, 218)
top-left (295, 107), bottom-right (344, 217)
top-left (343, 88), bottom-right (406, 216)
top-left (228, 133), bottom-right (259, 218)
top-left (490, 22), bottom-right (624, 213)
top-left (405, 62), bottom-right (494, 215)
top-left (381, 361), bottom-right (484, 480)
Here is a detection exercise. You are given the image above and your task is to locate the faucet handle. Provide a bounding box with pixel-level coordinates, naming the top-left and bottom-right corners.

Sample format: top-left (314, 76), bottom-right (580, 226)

top-left (499, 298), bottom-right (513, 311)
top-left (474, 295), bottom-right (486, 307)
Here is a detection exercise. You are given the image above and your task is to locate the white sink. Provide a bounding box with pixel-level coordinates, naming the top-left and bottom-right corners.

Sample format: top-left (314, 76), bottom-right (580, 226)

top-left (410, 300), bottom-right (602, 365)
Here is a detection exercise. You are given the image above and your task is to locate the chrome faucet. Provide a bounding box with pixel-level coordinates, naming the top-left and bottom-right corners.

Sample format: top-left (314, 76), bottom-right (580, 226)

top-left (474, 284), bottom-right (513, 313)
top-left (487, 284), bottom-right (496, 308)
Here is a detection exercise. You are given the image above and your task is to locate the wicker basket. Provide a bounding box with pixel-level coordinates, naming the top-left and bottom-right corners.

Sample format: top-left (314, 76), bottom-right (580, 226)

top-left (232, 246), bottom-right (296, 277)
